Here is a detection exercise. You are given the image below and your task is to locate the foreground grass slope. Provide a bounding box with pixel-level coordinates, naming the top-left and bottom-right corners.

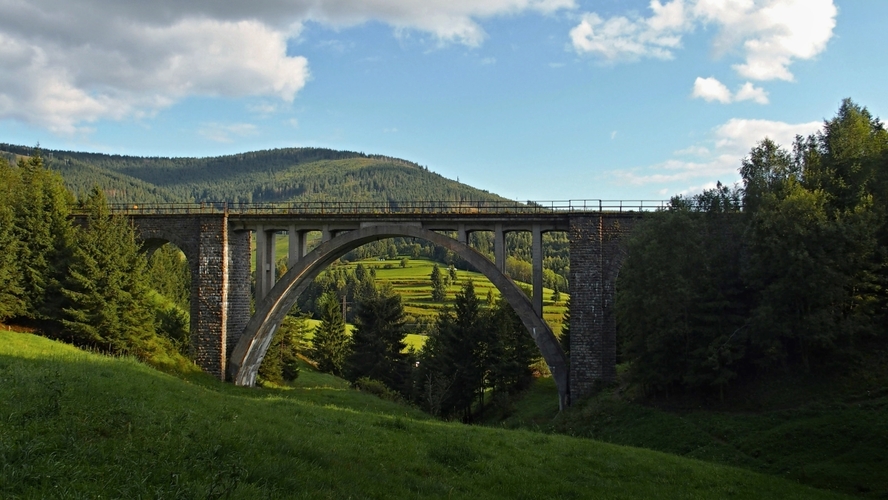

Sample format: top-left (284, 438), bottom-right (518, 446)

top-left (0, 330), bottom-right (846, 499)
top-left (493, 376), bottom-right (888, 498)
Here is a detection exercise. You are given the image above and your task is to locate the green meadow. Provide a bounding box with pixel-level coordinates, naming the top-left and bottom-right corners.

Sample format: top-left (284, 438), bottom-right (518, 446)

top-left (0, 329), bottom-right (848, 499)
top-left (253, 233), bottom-right (569, 347)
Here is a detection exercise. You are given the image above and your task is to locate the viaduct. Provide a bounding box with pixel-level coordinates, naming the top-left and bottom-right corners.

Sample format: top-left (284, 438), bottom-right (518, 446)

top-left (123, 201), bottom-right (656, 409)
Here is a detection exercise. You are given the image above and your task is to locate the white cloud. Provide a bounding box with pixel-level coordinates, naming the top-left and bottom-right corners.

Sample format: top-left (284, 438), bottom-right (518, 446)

top-left (614, 116), bottom-right (821, 193)
top-left (713, 118), bottom-right (820, 154)
top-left (572, 0), bottom-right (836, 81)
top-left (569, 1), bottom-right (689, 61)
top-left (0, 0), bottom-right (576, 134)
top-left (692, 77), bottom-right (732, 103)
top-left (692, 77), bottom-right (769, 104)
top-left (734, 82), bottom-right (769, 104)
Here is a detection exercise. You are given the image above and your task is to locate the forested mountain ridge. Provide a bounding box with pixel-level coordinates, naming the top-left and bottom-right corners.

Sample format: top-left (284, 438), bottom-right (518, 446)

top-left (0, 144), bottom-right (507, 204)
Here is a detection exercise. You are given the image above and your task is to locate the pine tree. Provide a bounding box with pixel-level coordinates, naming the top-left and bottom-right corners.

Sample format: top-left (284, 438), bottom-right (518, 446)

top-left (560, 298), bottom-right (570, 360)
top-left (12, 153), bottom-right (75, 320)
top-left (0, 158), bottom-right (24, 320)
top-left (346, 283), bottom-right (409, 392)
top-left (61, 187), bottom-right (156, 355)
top-left (430, 264), bottom-right (446, 302)
top-left (484, 298), bottom-right (537, 398)
top-left (417, 280), bottom-right (484, 420)
top-left (259, 313), bottom-right (308, 384)
top-left (311, 291), bottom-right (350, 376)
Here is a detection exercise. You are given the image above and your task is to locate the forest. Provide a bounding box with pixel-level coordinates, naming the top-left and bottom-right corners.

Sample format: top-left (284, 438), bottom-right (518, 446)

top-left (615, 99), bottom-right (888, 399)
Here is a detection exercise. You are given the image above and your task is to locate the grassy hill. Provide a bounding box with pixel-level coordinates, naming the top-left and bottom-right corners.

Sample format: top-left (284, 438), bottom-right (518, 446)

top-left (0, 329), bottom-right (848, 499)
top-left (487, 364), bottom-right (888, 498)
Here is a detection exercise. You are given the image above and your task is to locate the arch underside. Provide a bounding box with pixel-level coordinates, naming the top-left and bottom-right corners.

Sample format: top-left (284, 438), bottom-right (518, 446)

top-left (228, 224), bottom-right (569, 408)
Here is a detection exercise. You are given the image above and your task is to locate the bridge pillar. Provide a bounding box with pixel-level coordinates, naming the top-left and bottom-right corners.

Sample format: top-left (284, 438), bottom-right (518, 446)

top-left (532, 224), bottom-right (543, 316)
top-left (568, 215), bottom-right (634, 401)
top-left (287, 225), bottom-right (306, 267)
top-left (255, 226), bottom-right (276, 301)
top-left (494, 224), bottom-right (505, 272)
top-left (227, 229), bottom-right (252, 360)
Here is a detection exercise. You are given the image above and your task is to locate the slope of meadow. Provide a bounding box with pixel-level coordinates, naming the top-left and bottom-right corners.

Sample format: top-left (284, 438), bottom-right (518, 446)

top-left (0, 329), bottom-right (848, 499)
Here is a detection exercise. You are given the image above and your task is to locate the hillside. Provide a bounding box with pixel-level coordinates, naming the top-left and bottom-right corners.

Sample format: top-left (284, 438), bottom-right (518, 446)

top-left (0, 329), bottom-right (847, 499)
top-left (0, 144), bottom-right (507, 204)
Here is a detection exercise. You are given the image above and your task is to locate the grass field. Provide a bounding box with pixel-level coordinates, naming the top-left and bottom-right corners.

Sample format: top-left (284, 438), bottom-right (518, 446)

top-left (489, 369), bottom-right (888, 498)
top-left (250, 235), bottom-right (569, 338)
top-left (0, 329), bottom-right (849, 499)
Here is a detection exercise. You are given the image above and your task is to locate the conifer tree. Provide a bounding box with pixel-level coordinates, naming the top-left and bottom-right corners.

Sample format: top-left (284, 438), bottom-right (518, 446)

top-left (560, 298), bottom-right (570, 361)
top-left (346, 282), bottom-right (408, 391)
top-left (484, 298), bottom-right (537, 398)
top-left (12, 153), bottom-right (75, 320)
top-left (430, 264), bottom-right (446, 302)
top-left (311, 291), bottom-right (350, 376)
top-left (259, 313), bottom-right (308, 384)
top-left (0, 158), bottom-right (24, 320)
top-left (417, 280), bottom-right (484, 420)
top-left (61, 187), bottom-right (156, 354)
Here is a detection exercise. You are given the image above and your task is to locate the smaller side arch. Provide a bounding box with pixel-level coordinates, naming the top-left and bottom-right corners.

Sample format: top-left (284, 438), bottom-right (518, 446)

top-left (228, 224), bottom-right (570, 409)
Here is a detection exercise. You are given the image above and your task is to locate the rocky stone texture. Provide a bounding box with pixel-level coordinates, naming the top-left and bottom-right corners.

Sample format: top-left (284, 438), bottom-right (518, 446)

top-left (568, 215), bottom-right (636, 401)
top-left (133, 214), bottom-right (252, 379)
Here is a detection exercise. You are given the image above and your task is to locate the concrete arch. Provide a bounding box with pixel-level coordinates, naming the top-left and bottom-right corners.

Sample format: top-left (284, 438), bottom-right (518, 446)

top-left (228, 224), bottom-right (570, 408)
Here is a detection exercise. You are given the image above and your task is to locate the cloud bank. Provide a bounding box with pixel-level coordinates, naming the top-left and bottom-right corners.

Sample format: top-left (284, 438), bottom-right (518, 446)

top-left (0, 0), bottom-right (575, 134)
top-left (615, 116), bottom-right (821, 192)
top-left (571, 0), bottom-right (837, 103)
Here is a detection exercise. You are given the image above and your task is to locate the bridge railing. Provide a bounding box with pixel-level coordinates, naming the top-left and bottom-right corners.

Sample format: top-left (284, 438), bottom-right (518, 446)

top-left (93, 200), bottom-right (671, 216)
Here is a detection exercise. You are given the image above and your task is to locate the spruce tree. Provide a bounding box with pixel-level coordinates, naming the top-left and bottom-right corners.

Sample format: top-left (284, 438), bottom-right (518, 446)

top-left (0, 158), bottom-right (24, 320)
top-left (430, 264), bottom-right (446, 302)
top-left (484, 298), bottom-right (537, 398)
top-left (417, 280), bottom-right (484, 420)
top-left (346, 283), bottom-right (408, 392)
top-left (61, 187), bottom-right (156, 354)
top-left (311, 291), bottom-right (350, 376)
top-left (12, 153), bottom-right (75, 320)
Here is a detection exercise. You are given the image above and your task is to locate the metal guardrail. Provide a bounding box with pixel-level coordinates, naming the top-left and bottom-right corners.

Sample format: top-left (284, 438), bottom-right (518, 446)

top-left (90, 200), bottom-right (671, 216)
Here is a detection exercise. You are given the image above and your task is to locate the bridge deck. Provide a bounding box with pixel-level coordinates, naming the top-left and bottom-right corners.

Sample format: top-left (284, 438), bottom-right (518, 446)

top-left (92, 199), bottom-right (669, 217)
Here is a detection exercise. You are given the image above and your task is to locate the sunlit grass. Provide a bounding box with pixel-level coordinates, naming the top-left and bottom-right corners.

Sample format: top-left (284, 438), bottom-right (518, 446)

top-left (0, 329), bottom-right (846, 499)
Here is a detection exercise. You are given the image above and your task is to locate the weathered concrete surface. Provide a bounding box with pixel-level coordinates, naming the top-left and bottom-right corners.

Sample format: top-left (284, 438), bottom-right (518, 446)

top-left (228, 224), bottom-right (571, 409)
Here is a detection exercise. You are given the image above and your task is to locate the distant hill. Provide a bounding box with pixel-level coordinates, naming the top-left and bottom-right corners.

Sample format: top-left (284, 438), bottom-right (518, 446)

top-left (0, 144), bottom-right (507, 204)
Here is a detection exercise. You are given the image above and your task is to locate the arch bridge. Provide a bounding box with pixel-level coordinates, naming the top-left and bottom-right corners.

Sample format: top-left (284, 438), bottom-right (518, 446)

top-left (117, 200), bottom-right (658, 408)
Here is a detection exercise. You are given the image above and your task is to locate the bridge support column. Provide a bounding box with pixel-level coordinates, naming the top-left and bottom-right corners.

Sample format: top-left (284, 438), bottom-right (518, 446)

top-left (255, 226), bottom-right (276, 301)
top-left (288, 225), bottom-right (306, 267)
top-left (457, 224), bottom-right (467, 244)
top-left (190, 215), bottom-right (233, 379)
top-left (494, 224), bottom-right (505, 272)
top-left (568, 215), bottom-right (634, 402)
top-left (532, 224), bottom-right (543, 316)
top-left (227, 230), bottom-right (252, 362)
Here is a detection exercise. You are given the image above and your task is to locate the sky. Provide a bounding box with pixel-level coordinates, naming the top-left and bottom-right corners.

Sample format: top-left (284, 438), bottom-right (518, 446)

top-left (1, 0), bottom-right (885, 202)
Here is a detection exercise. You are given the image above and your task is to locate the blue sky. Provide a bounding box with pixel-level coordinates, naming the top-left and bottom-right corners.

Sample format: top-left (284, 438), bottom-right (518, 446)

top-left (1, 0), bottom-right (885, 201)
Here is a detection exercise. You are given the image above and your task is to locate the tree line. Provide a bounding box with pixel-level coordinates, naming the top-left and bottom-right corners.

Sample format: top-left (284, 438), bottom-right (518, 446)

top-left (0, 154), bottom-right (191, 366)
top-left (290, 277), bottom-right (538, 421)
top-left (616, 99), bottom-right (888, 399)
